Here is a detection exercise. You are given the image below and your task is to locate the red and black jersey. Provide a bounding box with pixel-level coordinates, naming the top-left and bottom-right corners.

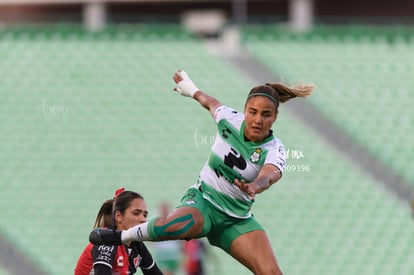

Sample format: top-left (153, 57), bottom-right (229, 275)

top-left (75, 240), bottom-right (163, 275)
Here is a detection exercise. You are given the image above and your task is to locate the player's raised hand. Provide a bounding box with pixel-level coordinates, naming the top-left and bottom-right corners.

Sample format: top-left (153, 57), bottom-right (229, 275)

top-left (173, 70), bottom-right (199, 98)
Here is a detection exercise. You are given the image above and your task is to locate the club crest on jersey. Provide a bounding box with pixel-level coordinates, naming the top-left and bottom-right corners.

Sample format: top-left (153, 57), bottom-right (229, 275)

top-left (250, 148), bottom-right (262, 163)
top-left (133, 255), bottom-right (142, 268)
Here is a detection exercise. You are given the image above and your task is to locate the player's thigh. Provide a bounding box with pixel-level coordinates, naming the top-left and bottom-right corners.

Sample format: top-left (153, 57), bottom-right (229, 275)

top-left (230, 230), bottom-right (282, 275)
top-left (154, 188), bottom-right (210, 238)
top-left (154, 206), bottom-right (205, 238)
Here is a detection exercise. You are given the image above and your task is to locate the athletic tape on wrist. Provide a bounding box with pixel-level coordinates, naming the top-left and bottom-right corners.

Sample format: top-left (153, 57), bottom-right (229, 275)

top-left (177, 80), bottom-right (198, 97)
top-left (177, 71), bottom-right (198, 97)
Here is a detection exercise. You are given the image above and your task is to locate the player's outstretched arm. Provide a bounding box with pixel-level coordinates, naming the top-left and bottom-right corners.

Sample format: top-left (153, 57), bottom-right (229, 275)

top-left (173, 70), bottom-right (222, 118)
top-left (234, 164), bottom-right (282, 198)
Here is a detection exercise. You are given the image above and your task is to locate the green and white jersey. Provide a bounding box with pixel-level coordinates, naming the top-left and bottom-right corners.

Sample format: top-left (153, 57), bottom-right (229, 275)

top-left (197, 106), bottom-right (286, 219)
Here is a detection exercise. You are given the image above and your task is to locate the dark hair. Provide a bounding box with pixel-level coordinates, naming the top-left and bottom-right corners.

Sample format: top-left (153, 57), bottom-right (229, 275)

top-left (93, 199), bottom-right (114, 229)
top-left (93, 190), bottom-right (144, 229)
top-left (247, 82), bottom-right (314, 110)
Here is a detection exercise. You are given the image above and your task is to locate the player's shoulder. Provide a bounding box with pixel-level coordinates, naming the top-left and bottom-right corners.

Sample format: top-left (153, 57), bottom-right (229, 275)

top-left (271, 134), bottom-right (284, 145)
top-left (263, 133), bottom-right (285, 150)
top-left (214, 106), bottom-right (242, 122)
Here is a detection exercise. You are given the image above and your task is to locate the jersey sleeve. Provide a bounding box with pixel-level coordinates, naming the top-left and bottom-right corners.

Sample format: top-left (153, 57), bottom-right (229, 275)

top-left (214, 106), bottom-right (239, 123)
top-left (137, 242), bottom-right (158, 271)
top-left (265, 138), bottom-right (286, 174)
top-left (93, 264), bottom-right (112, 275)
top-left (142, 263), bottom-right (163, 275)
top-left (91, 245), bottom-right (117, 271)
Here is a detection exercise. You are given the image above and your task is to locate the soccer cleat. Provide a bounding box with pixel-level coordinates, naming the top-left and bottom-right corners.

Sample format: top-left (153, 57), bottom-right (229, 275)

top-left (89, 228), bottom-right (123, 245)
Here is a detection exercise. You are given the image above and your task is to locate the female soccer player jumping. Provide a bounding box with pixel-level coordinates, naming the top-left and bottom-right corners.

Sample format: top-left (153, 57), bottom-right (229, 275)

top-left (90, 70), bottom-right (314, 275)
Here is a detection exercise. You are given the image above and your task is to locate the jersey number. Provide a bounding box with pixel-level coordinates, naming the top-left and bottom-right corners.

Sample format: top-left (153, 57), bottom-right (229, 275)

top-left (224, 148), bottom-right (246, 170)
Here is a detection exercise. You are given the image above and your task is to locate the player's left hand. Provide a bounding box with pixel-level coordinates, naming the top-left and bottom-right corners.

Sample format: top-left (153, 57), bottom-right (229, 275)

top-left (234, 178), bottom-right (256, 199)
